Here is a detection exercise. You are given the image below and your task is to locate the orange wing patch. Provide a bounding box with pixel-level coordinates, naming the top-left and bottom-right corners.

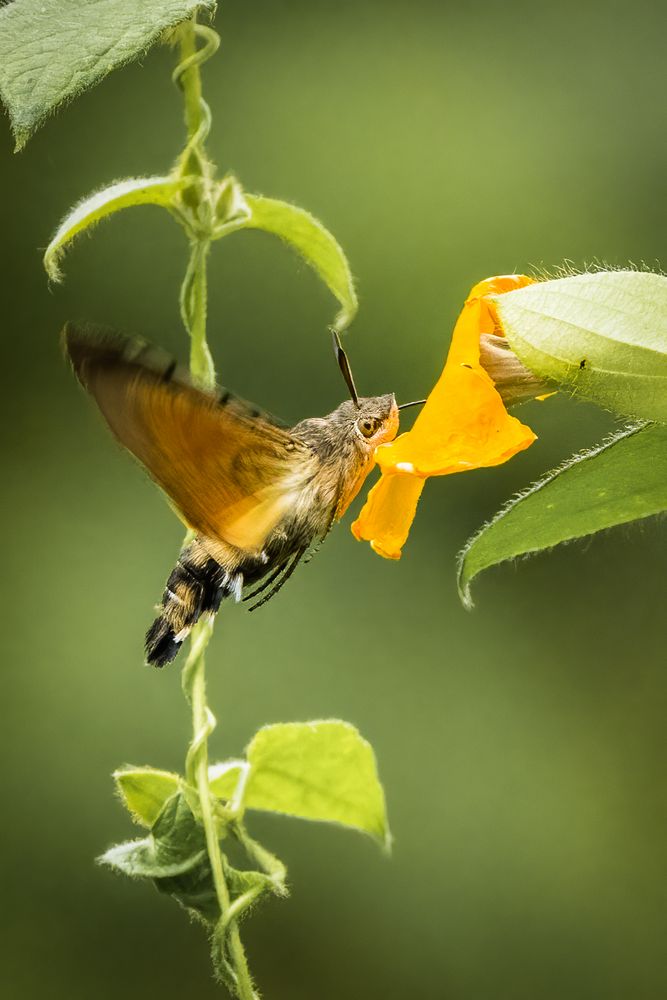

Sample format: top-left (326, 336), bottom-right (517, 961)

top-left (64, 325), bottom-right (317, 555)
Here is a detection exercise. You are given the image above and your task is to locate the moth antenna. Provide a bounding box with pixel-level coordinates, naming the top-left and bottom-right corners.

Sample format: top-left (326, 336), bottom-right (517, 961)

top-left (331, 329), bottom-right (360, 407)
top-left (397, 398), bottom-right (427, 410)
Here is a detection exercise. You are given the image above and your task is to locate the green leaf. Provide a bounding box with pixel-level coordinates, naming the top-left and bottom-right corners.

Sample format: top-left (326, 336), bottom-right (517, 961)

top-left (208, 761), bottom-right (247, 802)
top-left (225, 867), bottom-right (278, 900)
top-left (493, 270), bottom-right (667, 422)
top-left (458, 422), bottom-right (667, 607)
top-left (0, 0), bottom-right (216, 150)
top-left (102, 791), bottom-right (219, 924)
top-left (99, 792), bottom-right (207, 879)
top-left (113, 766), bottom-right (181, 827)
top-left (156, 862), bottom-right (278, 932)
top-left (101, 791), bottom-right (282, 928)
top-left (218, 721), bottom-right (390, 849)
top-left (241, 195), bottom-right (358, 331)
top-left (44, 176), bottom-right (186, 282)
top-left (154, 856), bottom-right (219, 925)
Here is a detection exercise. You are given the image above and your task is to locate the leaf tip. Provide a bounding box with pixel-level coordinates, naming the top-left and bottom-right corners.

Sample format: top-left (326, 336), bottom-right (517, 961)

top-left (10, 120), bottom-right (29, 153)
top-left (43, 248), bottom-right (63, 284)
top-left (455, 551), bottom-right (475, 611)
top-left (379, 825), bottom-right (393, 856)
top-left (459, 585), bottom-right (475, 611)
top-left (96, 844), bottom-right (123, 869)
top-left (96, 838), bottom-right (146, 875)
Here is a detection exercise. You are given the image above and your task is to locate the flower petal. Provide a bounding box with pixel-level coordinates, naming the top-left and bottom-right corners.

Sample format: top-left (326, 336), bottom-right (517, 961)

top-left (352, 275), bottom-right (540, 559)
top-left (351, 474), bottom-right (425, 560)
top-left (376, 275), bottom-right (537, 477)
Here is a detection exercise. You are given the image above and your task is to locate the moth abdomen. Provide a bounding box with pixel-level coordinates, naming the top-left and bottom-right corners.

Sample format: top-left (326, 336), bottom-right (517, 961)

top-left (145, 543), bottom-right (239, 667)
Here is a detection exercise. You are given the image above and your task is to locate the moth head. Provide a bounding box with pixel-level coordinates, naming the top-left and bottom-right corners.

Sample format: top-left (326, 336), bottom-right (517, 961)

top-left (331, 394), bottom-right (399, 448)
top-left (329, 332), bottom-right (399, 447)
top-left (356, 394), bottom-right (399, 446)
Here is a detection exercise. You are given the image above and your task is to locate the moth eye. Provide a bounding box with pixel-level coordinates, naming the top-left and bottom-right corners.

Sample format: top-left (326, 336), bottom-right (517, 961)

top-left (358, 417), bottom-right (380, 438)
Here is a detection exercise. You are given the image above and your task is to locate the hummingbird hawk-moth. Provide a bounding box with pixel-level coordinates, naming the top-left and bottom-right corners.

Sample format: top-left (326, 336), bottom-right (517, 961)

top-left (64, 324), bottom-right (414, 667)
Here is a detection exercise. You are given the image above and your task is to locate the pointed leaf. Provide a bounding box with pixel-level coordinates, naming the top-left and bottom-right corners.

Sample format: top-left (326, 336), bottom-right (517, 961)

top-left (113, 766), bottom-right (181, 827)
top-left (237, 721), bottom-right (390, 848)
top-left (103, 791), bottom-right (218, 924)
top-left (101, 790), bottom-right (282, 927)
top-left (44, 176), bottom-right (186, 281)
top-left (0, 0), bottom-right (216, 150)
top-left (208, 760), bottom-right (246, 802)
top-left (458, 422), bottom-right (667, 607)
top-left (494, 270), bottom-right (667, 422)
top-left (226, 867), bottom-right (278, 899)
top-left (241, 195), bottom-right (358, 331)
top-left (99, 792), bottom-right (207, 878)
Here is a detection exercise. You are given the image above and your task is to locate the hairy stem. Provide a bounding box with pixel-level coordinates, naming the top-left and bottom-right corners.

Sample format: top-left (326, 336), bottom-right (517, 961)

top-left (181, 621), bottom-right (256, 999)
top-left (173, 17), bottom-right (218, 185)
top-left (175, 16), bottom-right (256, 1000)
top-left (180, 238), bottom-right (215, 386)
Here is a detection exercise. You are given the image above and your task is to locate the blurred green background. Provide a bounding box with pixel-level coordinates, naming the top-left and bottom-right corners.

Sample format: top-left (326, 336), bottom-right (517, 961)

top-left (1, 0), bottom-right (665, 997)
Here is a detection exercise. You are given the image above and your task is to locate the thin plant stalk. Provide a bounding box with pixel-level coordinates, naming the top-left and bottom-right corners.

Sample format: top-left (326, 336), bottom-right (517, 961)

top-left (174, 16), bottom-right (256, 1000)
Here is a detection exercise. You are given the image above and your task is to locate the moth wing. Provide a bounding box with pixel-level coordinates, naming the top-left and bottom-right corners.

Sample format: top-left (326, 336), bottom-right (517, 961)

top-left (64, 325), bottom-right (317, 554)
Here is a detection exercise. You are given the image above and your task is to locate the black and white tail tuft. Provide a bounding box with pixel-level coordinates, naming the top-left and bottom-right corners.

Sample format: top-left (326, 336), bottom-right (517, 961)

top-left (145, 542), bottom-right (241, 667)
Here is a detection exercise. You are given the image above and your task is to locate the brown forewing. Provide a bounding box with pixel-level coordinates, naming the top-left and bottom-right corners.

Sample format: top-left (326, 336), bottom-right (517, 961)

top-left (64, 325), bottom-right (318, 554)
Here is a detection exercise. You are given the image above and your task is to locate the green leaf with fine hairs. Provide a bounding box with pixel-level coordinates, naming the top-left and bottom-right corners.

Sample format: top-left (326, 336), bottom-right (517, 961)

top-left (0, 0), bottom-right (216, 150)
top-left (154, 856), bottom-right (219, 925)
top-left (101, 792), bottom-right (282, 930)
top-left (212, 721), bottom-right (390, 849)
top-left (241, 195), bottom-right (358, 332)
top-left (493, 270), bottom-right (667, 422)
top-left (208, 760), bottom-right (247, 802)
top-left (102, 792), bottom-right (219, 925)
top-left (156, 863), bottom-right (278, 927)
top-left (458, 422), bottom-right (667, 608)
top-left (113, 766), bottom-right (181, 827)
top-left (44, 176), bottom-right (187, 282)
top-left (100, 793), bottom-right (208, 879)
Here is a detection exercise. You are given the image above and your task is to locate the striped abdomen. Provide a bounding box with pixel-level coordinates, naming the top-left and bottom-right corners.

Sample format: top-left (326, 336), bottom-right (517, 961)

top-left (145, 541), bottom-right (242, 667)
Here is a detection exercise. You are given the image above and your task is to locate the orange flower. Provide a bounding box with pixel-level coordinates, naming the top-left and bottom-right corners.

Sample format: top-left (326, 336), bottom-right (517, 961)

top-left (352, 275), bottom-right (538, 558)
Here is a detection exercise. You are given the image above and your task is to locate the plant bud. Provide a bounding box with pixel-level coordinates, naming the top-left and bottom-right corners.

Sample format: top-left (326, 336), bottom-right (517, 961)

top-left (479, 334), bottom-right (551, 406)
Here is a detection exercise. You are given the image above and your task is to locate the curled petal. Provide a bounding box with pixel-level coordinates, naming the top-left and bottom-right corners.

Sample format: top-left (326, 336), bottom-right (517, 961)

top-left (351, 474), bottom-right (426, 560)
